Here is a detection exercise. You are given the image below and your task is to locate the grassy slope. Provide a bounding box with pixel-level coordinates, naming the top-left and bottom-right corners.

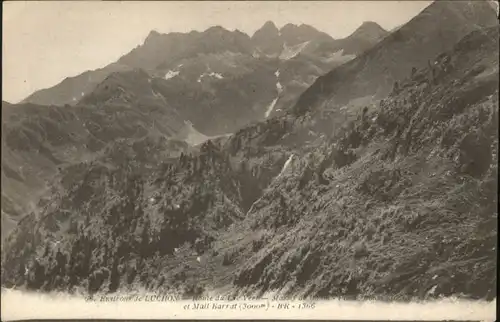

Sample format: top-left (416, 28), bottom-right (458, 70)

top-left (224, 26), bottom-right (499, 301)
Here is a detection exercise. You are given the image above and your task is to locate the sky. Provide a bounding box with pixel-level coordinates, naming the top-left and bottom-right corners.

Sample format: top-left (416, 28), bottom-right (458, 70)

top-left (2, 1), bottom-right (432, 103)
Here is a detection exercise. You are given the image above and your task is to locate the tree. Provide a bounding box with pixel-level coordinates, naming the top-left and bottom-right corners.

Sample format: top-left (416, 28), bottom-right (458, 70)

top-left (140, 220), bottom-right (152, 256)
top-left (108, 257), bottom-right (120, 293)
top-left (411, 67), bottom-right (417, 78)
top-left (279, 194), bottom-right (287, 211)
top-left (239, 160), bottom-right (247, 173)
top-left (392, 81), bottom-right (400, 95)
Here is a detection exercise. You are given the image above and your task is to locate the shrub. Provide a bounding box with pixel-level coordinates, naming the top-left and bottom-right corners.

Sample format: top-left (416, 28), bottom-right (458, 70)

top-left (222, 252), bottom-right (234, 266)
top-left (353, 241), bottom-right (369, 258)
top-left (184, 282), bottom-right (204, 298)
top-left (252, 238), bottom-right (264, 252)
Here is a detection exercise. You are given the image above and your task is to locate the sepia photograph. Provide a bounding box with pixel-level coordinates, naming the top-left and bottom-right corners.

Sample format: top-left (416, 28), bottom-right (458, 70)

top-left (1, 0), bottom-right (498, 320)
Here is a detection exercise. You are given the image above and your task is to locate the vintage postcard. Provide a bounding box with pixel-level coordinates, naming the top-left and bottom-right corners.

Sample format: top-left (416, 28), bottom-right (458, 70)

top-left (1, 0), bottom-right (498, 321)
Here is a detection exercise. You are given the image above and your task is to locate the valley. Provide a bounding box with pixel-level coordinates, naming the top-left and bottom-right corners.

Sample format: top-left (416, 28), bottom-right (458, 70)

top-left (1, 0), bottom-right (498, 305)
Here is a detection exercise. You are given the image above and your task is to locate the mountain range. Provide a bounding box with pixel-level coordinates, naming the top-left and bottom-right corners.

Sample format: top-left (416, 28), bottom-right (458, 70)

top-left (2, 0), bottom-right (498, 302)
top-left (2, 19), bottom-right (389, 236)
top-left (21, 20), bottom-right (388, 134)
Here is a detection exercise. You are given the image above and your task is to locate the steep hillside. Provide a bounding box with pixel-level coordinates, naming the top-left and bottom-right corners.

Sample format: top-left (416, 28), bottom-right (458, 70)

top-left (228, 25), bottom-right (499, 300)
top-left (1, 96), bottom-right (188, 239)
top-left (2, 22), bottom-right (498, 301)
top-left (293, 0), bottom-right (499, 116)
top-left (1, 139), bottom-right (290, 295)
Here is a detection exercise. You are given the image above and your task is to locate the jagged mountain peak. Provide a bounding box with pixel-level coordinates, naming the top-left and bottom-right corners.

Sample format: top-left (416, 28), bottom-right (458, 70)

top-left (350, 21), bottom-right (388, 40)
top-left (279, 23), bottom-right (333, 46)
top-left (262, 20), bottom-right (278, 29)
top-left (203, 25), bottom-right (238, 35)
top-left (360, 21), bottom-right (382, 28)
top-left (204, 25), bottom-right (227, 32)
top-left (201, 25), bottom-right (252, 43)
top-left (22, 19), bottom-right (345, 107)
top-left (145, 29), bottom-right (162, 40)
top-left (280, 23), bottom-right (319, 33)
top-left (142, 29), bottom-right (175, 46)
top-left (252, 21), bottom-right (279, 38)
top-left (251, 21), bottom-right (282, 55)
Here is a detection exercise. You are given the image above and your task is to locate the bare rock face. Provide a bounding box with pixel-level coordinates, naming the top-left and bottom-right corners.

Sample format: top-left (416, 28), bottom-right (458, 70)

top-left (251, 21), bottom-right (283, 56)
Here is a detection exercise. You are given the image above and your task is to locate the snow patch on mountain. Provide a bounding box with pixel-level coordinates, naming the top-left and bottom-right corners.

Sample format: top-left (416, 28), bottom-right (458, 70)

top-left (322, 50), bottom-right (357, 64)
top-left (151, 90), bottom-right (162, 99)
top-left (279, 41), bottom-right (310, 60)
top-left (165, 70), bottom-right (180, 80)
top-left (278, 154), bottom-right (294, 177)
top-left (208, 72), bottom-right (224, 79)
top-left (265, 69), bottom-right (284, 118)
top-left (276, 72), bottom-right (283, 93)
top-left (245, 153), bottom-right (295, 216)
top-left (151, 89), bottom-right (168, 104)
top-left (264, 98), bottom-right (279, 118)
top-left (197, 72), bottom-right (224, 83)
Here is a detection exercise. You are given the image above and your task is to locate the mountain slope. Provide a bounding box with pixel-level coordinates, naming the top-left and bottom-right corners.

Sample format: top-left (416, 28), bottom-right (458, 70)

top-left (316, 21), bottom-right (389, 56)
top-left (228, 25), bottom-right (498, 300)
top-left (1, 90), bottom-right (188, 239)
top-left (21, 63), bottom-right (133, 107)
top-left (293, 0), bottom-right (499, 116)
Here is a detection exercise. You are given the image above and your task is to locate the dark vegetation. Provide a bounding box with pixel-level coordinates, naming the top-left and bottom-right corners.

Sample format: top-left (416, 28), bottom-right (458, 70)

top-left (228, 26), bottom-right (499, 300)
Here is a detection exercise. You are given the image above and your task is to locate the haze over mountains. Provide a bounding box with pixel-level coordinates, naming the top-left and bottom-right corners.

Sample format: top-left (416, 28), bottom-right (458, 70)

top-left (2, 0), bottom-right (498, 303)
